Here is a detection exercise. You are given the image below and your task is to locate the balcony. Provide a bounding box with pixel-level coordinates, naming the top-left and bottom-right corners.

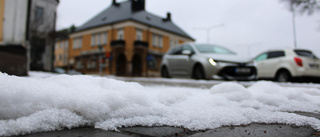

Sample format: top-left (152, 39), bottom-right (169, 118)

top-left (111, 40), bottom-right (125, 47)
top-left (134, 41), bottom-right (148, 48)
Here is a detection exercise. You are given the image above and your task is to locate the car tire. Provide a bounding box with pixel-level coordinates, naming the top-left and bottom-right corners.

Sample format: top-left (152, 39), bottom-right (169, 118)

top-left (193, 65), bottom-right (205, 80)
top-left (276, 70), bottom-right (291, 82)
top-left (161, 66), bottom-right (171, 78)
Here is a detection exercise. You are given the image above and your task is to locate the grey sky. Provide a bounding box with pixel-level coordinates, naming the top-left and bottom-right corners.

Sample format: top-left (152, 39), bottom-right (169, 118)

top-left (57, 0), bottom-right (320, 57)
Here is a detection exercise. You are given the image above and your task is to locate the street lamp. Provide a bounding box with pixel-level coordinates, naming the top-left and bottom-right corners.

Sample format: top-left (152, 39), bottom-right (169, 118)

top-left (240, 42), bottom-right (261, 58)
top-left (291, 5), bottom-right (298, 49)
top-left (194, 24), bottom-right (225, 44)
top-left (98, 45), bottom-right (103, 76)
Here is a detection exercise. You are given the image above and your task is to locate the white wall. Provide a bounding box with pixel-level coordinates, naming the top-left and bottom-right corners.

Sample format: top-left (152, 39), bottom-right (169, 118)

top-left (3, 0), bottom-right (28, 44)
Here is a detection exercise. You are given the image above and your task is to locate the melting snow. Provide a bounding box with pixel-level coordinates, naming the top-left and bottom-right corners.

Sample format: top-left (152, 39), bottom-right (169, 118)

top-left (0, 72), bottom-right (320, 136)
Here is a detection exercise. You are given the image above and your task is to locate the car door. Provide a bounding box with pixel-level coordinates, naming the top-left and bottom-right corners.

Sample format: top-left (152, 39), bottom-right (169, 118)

top-left (178, 44), bottom-right (195, 75)
top-left (166, 45), bottom-right (182, 74)
top-left (264, 51), bottom-right (285, 77)
top-left (255, 53), bottom-right (268, 77)
top-left (168, 44), bottom-right (193, 76)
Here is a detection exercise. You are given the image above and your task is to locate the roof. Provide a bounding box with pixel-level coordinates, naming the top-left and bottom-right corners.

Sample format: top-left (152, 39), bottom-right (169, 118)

top-left (76, 0), bottom-right (194, 40)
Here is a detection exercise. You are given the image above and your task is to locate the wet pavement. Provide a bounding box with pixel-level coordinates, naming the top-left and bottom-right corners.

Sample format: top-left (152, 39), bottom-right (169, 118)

top-left (13, 117), bottom-right (320, 137)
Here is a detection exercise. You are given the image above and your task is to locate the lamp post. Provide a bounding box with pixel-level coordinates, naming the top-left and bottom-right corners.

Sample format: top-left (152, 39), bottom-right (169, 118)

top-left (291, 5), bottom-right (298, 49)
top-left (98, 45), bottom-right (103, 76)
top-left (194, 24), bottom-right (224, 44)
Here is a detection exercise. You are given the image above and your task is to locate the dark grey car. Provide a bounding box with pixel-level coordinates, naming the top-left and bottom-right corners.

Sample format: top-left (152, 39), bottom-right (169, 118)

top-left (160, 43), bottom-right (257, 80)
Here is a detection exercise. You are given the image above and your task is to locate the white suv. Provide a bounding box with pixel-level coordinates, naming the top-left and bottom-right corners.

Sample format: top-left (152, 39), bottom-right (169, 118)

top-left (254, 48), bottom-right (320, 82)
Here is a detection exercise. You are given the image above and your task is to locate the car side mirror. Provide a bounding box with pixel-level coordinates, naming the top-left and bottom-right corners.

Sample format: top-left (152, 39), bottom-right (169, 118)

top-left (182, 50), bottom-right (192, 56)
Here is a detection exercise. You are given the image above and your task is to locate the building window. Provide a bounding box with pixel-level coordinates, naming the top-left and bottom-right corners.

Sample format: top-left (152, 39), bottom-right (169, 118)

top-left (87, 59), bottom-right (97, 69)
top-left (158, 36), bottom-right (163, 48)
top-left (91, 32), bottom-right (108, 46)
top-left (152, 34), bottom-right (157, 47)
top-left (73, 37), bottom-right (82, 49)
top-left (76, 61), bottom-right (84, 69)
top-left (64, 41), bottom-right (69, 51)
top-left (103, 32), bottom-right (108, 44)
top-left (170, 38), bottom-right (178, 47)
top-left (91, 34), bottom-right (96, 46)
top-left (117, 29), bottom-right (124, 40)
top-left (97, 33), bottom-right (101, 45)
top-left (136, 29), bottom-right (143, 41)
top-left (59, 42), bottom-right (63, 49)
top-left (35, 6), bottom-right (44, 23)
top-left (152, 34), bottom-right (163, 48)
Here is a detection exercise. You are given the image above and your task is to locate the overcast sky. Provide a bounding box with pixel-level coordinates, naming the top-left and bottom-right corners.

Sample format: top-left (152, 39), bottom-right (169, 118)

top-left (56, 0), bottom-right (320, 57)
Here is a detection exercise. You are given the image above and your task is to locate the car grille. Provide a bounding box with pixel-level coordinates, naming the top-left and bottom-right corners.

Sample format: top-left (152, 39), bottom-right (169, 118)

top-left (218, 66), bottom-right (257, 77)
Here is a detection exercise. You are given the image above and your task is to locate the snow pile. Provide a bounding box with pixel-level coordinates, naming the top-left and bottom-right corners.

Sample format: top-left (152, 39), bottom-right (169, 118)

top-left (0, 73), bottom-right (320, 136)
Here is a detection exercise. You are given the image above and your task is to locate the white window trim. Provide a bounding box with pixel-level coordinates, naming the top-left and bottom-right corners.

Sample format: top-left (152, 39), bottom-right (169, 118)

top-left (136, 29), bottom-right (143, 41)
top-left (152, 34), bottom-right (157, 47)
top-left (91, 34), bottom-right (96, 46)
top-left (117, 29), bottom-right (124, 40)
top-left (73, 37), bottom-right (82, 49)
top-left (103, 32), bottom-right (108, 44)
top-left (158, 36), bottom-right (163, 48)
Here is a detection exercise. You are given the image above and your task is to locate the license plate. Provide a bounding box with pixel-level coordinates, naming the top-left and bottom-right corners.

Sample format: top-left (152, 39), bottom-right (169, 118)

top-left (235, 68), bottom-right (251, 73)
top-left (309, 64), bottom-right (319, 69)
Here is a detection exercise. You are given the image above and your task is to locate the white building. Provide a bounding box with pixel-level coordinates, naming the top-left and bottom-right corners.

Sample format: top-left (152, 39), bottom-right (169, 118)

top-left (0, 0), bottom-right (59, 75)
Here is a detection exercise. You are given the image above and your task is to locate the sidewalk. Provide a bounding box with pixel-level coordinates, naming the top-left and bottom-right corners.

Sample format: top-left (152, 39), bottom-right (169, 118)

top-left (15, 112), bottom-right (320, 137)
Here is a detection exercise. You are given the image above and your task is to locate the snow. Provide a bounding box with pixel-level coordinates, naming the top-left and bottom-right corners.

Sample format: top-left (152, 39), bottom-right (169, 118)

top-left (0, 72), bottom-right (320, 136)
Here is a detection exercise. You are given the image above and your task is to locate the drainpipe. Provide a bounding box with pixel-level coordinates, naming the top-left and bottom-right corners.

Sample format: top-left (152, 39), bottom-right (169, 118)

top-left (25, 0), bottom-right (32, 74)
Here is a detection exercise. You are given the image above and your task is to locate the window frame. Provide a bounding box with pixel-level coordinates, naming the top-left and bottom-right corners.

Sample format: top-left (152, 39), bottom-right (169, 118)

top-left (136, 29), bottom-right (143, 41)
top-left (117, 29), bottom-right (124, 40)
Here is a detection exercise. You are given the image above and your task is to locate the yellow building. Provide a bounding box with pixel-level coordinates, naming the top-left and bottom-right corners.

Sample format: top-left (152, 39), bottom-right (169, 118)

top-left (61, 0), bottom-right (194, 76)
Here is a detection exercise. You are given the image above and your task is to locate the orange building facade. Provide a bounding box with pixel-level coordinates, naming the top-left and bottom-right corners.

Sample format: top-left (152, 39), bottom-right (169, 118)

top-left (55, 0), bottom-right (194, 77)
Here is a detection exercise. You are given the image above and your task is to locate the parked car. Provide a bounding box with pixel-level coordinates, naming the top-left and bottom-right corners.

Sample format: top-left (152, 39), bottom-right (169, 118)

top-left (54, 67), bottom-right (66, 74)
top-left (160, 43), bottom-right (257, 80)
top-left (54, 68), bottom-right (82, 75)
top-left (254, 48), bottom-right (320, 82)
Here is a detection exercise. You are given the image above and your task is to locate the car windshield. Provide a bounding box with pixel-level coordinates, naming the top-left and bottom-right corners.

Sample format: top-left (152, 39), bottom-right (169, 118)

top-left (195, 44), bottom-right (235, 54)
top-left (294, 50), bottom-right (317, 59)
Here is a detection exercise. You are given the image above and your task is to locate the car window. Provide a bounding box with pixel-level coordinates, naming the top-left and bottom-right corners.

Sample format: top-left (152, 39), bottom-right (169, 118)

top-left (182, 45), bottom-right (195, 54)
top-left (255, 53), bottom-right (267, 61)
top-left (267, 51), bottom-right (285, 59)
top-left (294, 50), bottom-right (317, 59)
top-left (167, 45), bottom-right (182, 55)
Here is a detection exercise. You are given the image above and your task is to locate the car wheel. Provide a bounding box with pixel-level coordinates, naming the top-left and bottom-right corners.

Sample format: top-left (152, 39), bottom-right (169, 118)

top-left (193, 65), bottom-right (205, 80)
top-left (161, 66), bottom-right (170, 78)
top-left (276, 70), bottom-right (291, 82)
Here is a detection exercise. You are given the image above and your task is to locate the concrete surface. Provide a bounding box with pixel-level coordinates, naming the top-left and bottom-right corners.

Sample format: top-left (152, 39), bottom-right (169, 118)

top-left (12, 112), bottom-right (320, 137)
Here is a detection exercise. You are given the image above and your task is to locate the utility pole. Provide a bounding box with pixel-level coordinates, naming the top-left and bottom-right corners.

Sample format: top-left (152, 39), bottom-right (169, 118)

top-left (194, 24), bottom-right (224, 44)
top-left (291, 5), bottom-right (298, 49)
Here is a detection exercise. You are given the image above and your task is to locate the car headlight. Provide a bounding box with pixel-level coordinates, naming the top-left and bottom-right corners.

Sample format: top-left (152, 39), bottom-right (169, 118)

top-left (208, 58), bottom-right (217, 66)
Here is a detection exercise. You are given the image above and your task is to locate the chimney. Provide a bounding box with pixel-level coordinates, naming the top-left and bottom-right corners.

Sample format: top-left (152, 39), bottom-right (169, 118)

top-left (132, 0), bottom-right (145, 12)
top-left (112, 0), bottom-right (120, 6)
top-left (163, 12), bottom-right (171, 22)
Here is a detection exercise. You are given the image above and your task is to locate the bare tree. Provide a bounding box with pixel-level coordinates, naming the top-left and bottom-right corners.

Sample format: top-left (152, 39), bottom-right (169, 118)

top-left (281, 0), bottom-right (320, 15)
